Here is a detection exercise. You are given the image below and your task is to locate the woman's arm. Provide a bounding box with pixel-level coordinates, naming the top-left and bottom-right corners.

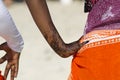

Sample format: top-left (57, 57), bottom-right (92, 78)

top-left (0, 1), bottom-right (24, 80)
top-left (25, 0), bottom-right (87, 58)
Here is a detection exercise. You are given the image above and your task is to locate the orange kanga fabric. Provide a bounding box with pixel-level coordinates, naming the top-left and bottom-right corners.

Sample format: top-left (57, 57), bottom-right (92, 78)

top-left (68, 30), bottom-right (120, 80)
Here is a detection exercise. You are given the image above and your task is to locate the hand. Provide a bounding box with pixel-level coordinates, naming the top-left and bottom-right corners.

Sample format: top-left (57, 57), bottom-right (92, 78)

top-left (79, 35), bottom-right (89, 48)
top-left (0, 42), bottom-right (20, 80)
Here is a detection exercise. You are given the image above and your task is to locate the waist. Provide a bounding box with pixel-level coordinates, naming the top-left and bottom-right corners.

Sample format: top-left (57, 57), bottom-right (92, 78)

top-left (79, 30), bottom-right (120, 53)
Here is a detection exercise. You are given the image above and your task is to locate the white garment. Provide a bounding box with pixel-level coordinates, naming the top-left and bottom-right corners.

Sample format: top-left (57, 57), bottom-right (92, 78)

top-left (0, 0), bottom-right (24, 52)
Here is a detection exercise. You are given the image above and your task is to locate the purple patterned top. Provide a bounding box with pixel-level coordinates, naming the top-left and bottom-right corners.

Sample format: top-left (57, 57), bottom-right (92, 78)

top-left (84, 0), bottom-right (120, 34)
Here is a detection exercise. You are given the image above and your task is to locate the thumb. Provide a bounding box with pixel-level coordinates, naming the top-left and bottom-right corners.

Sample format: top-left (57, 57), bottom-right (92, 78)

top-left (0, 42), bottom-right (8, 50)
top-left (0, 54), bottom-right (6, 64)
top-left (0, 45), bottom-right (4, 50)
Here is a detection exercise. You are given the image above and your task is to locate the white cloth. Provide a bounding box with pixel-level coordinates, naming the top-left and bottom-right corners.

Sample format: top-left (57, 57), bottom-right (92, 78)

top-left (0, 0), bottom-right (24, 52)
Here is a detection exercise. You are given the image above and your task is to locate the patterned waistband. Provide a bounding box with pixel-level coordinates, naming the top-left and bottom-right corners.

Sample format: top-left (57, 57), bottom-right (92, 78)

top-left (78, 30), bottom-right (120, 53)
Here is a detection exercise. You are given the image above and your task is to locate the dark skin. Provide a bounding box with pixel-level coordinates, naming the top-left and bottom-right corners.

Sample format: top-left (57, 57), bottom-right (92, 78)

top-left (0, 42), bottom-right (20, 80)
top-left (25, 0), bottom-right (88, 58)
top-left (0, 0), bottom-right (88, 80)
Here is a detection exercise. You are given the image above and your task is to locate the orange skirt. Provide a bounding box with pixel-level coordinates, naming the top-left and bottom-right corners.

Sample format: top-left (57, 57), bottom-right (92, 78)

top-left (68, 30), bottom-right (120, 80)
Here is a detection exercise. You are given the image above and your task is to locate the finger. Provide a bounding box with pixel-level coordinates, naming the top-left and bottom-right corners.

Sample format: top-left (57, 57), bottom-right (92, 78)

top-left (0, 58), bottom-right (6, 64)
top-left (0, 42), bottom-right (7, 50)
top-left (0, 44), bottom-right (3, 50)
top-left (0, 55), bottom-right (6, 64)
top-left (4, 63), bottom-right (11, 79)
top-left (14, 63), bottom-right (18, 77)
top-left (80, 41), bottom-right (89, 47)
top-left (11, 66), bottom-right (15, 80)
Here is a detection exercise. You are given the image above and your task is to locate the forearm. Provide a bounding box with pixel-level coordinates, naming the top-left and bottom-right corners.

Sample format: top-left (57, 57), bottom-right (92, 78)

top-left (25, 0), bottom-right (80, 57)
top-left (0, 0), bottom-right (24, 52)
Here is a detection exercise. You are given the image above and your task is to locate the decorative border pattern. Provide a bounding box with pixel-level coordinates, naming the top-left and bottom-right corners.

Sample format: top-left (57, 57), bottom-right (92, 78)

top-left (78, 30), bottom-right (120, 53)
